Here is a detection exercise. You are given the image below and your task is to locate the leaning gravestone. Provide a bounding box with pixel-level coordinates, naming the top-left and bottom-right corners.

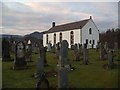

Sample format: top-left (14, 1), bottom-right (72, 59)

top-left (57, 40), bottom-right (70, 88)
top-left (2, 38), bottom-right (11, 61)
top-left (83, 43), bottom-right (89, 65)
top-left (13, 41), bottom-right (27, 70)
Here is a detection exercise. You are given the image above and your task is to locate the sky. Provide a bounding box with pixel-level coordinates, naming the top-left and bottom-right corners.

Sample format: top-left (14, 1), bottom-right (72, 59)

top-left (0, 0), bottom-right (119, 35)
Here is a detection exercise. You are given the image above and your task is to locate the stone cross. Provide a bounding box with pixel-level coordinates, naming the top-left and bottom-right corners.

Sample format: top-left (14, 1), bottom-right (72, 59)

top-left (58, 40), bottom-right (70, 88)
top-left (13, 41), bottom-right (27, 69)
top-left (83, 43), bottom-right (89, 65)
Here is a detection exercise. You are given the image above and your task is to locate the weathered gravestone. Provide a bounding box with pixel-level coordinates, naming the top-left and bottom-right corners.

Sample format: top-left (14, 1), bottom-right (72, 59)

top-left (47, 41), bottom-right (52, 52)
top-left (57, 40), bottom-right (70, 88)
top-left (99, 43), bottom-right (107, 60)
top-left (40, 46), bottom-right (47, 66)
top-left (114, 42), bottom-right (119, 60)
top-left (83, 43), bottom-right (89, 65)
top-left (36, 51), bottom-right (49, 89)
top-left (55, 42), bottom-right (60, 59)
top-left (107, 50), bottom-right (114, 69)
top-left (13, 41), bottom-right (27, 70)
top-left (2, 38), bottom-right (11, 61)
top-left (26, 40), bottom-right (32, 62)
top-left (73, 44), bottom-right (80, 61)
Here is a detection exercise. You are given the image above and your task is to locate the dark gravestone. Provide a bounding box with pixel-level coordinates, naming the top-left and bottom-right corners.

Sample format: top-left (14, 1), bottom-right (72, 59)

top-left (107, 50), bottom-right (114, 69)
top-left (26, 40), bottom-right (32, 62)
top-left (55, 42), bottom-right (60, 59)
top-left (2, 38), bottom-right (11, 61)
top-left (40, 46), bottom-right (47, 66)
top-left (36, 50), bottom-right (49, 89)
top-left (13, 41), bottom-right (27, 70)
top-left (73, 44), bottom-right (80, 61)
top-left (99, 43), bottom-right (106, 60)
top-left (58, 40), bottom-right (69, 88)
top-left (83, 43), bottom-right (89, 65)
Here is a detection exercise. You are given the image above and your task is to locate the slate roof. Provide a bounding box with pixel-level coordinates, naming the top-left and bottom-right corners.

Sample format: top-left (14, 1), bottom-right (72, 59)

top-left (43, 19), bottom-right (90, 34)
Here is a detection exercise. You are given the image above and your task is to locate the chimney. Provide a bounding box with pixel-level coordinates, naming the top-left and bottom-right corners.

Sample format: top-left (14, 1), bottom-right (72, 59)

top-left (90, 16), bottom-right (92, 19)
top-left (52, 22), bottom-right (55, 27)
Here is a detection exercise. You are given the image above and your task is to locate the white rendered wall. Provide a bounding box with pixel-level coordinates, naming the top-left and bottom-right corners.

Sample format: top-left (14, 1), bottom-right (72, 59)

top-left (82, 19), bottom-right (99, 48)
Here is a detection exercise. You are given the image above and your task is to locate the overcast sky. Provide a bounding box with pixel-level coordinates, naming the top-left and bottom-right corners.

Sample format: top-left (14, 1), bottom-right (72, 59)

top-left (0, 0), bottom-right (119, 35)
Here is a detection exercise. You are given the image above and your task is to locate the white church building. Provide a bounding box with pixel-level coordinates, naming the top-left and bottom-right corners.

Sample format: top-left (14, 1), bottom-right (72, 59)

top-left (43, 16), bottom-right (99, 48)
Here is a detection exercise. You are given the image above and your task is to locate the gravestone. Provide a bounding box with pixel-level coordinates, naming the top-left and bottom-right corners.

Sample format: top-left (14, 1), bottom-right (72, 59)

top-left (58, 40), bottom-right (70, 88)
top-left (99, 43), bottom-right (106, 60)
top-left (36, 50), bottom-right (49, 89)
top-left (26, 40), bottom-right (32, 62)
top-left (73, 44), bottom-right (80, 61)
top-left (107, 50), bottom-right (114, 69)
top-left (83, 43), bottom-right (89, 65)
top-left (55, 42), bottom-right (60, 59)
top-left (13, 41), bottom-right (27, 69)
top-left (2, 38), bottom-right (11, 61)
top-left (47, 42), bottom-right (52, 52)
top-left (33, 43), bottom-right (39, 54)
top-left (40, 46), bottom-right (47, 66)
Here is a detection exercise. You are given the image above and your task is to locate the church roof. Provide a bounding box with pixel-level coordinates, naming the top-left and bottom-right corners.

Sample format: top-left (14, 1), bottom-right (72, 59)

top-left (43, 19), bottom-right (90, 34)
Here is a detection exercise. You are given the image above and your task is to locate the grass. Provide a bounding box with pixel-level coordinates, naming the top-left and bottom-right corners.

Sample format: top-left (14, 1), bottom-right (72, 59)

top-left (2, 49), bottom-right (119, 88)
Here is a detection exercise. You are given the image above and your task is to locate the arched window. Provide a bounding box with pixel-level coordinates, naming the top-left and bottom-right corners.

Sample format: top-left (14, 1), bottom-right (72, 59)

top-left (70, 31), bottom-right (74, 45)
top-left (54, 33), bottom-right (56, 45)
top-left (89, 28), bottom-right (92, 34)
top-left (46, 34), bottom-right (48, 44)
top-left (59, 32), bottom-right (62, 42)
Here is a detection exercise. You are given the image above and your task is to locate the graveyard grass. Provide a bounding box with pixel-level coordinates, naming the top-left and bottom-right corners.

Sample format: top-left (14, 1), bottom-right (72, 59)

top-left (2, 49), bottom-right (119, 88)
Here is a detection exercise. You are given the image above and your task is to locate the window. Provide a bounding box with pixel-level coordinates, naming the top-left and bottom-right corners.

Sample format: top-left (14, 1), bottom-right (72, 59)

top-left (92, 40), bottom-right (95, 45)
top-left (86, 39), bottom-right (88, 44)
top-left (54, 33), bottom-right (56, 45)
top-left (46, 34), bottom-right (48, 44)
top-left (59, 32), bottom-right (62, 42)
top-left (89, 40), bottom-right (91, 44)
top-left (70, 31), bottom-right (74, 45)
top-left (89, 28), bottom-right (92, 34)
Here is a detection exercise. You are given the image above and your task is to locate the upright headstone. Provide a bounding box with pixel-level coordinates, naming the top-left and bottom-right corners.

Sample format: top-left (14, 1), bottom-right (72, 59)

top-left (73, 44), bottom-right (80, 61)
top-left (47, 42), bottom-right (52, 52)
top-left (55, 42), bottom-right (60, 59)
top-left (13, 41), bottom-right (27, 69)
top-left (83, 43), bottom-right (89, 65)
top-left (26, 40), bottom-right (32, 61)
top-left (58, 40), bottom-right (69, 88)
top-left (2, 38), bottom-right (11, 61)
top-left (40, 46), bottom-right (47, 66)
top-left (107, 50), bottom-right (114, 69)
top-left (114, 42), bottom-right (118, 51)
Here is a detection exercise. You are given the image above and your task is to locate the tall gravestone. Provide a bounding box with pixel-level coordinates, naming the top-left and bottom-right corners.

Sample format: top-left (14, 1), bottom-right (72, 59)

top-left (83, 43), bottom-right (89, 65)
top-left (55, 42), bottom-right (60, 59)
top-left (2, 38), bottom-right (11, 61)
top-left (57, 40), bottom-right (70, 88)
top-left (40, 46), bottom-right (47, 66)
top-left (47, 42), bottom-right (52, 52)
top-left (36, 47), bottom-right (49, 89)
top-left (107, 50), bottom-right (114, 69)
top-left (13, 41), bottom-right (27, 70)
top-left (73, 44), bottom-right (80, 61)
top-left (26, 40), bottom-right (32, 62)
